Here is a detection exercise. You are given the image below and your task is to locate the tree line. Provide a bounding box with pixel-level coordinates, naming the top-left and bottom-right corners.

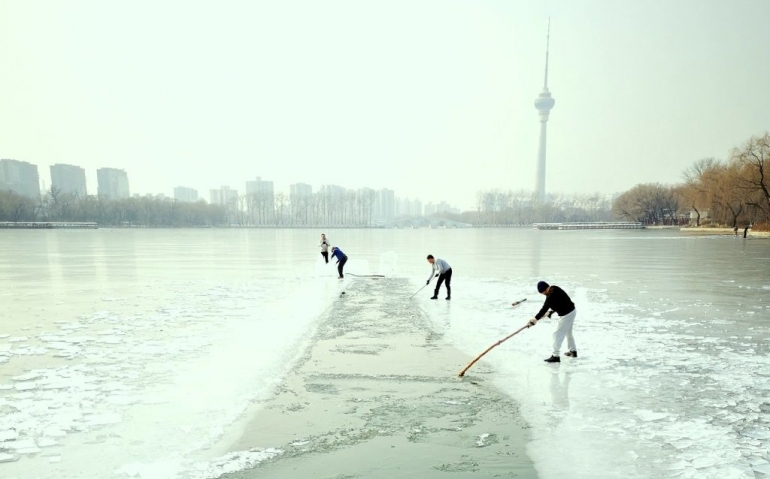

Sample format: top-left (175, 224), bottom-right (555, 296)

top-left (0, 187), bottom-right (380, 227)
top-left (439, 190), bottom-right (614, 226)
top-left (0, 190), bottom-right (228, 226)
top-left (1, 186), bottom-right (617, 227)
top-left (613, 133), bottom-right (770, 227)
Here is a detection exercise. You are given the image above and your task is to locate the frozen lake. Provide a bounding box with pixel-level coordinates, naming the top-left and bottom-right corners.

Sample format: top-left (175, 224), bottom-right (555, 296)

top-left (0, 228), bottom-right (769, 478)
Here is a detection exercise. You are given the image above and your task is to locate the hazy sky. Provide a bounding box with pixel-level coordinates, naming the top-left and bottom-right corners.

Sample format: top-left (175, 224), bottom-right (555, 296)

top-left (1, 1), bottom-right (769, 210)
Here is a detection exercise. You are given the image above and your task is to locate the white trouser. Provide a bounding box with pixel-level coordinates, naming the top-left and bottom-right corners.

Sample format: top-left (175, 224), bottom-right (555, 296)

top-left (552, 309), bottom-right (577, 356)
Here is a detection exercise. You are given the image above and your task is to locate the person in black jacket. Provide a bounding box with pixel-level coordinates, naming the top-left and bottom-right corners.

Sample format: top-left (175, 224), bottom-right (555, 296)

top-left (528, 281), bottom-right (577, 363)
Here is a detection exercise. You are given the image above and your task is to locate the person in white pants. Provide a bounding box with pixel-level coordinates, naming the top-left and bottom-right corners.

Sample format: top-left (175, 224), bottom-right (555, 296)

top-left (528, 281), bottom-right (577, 363)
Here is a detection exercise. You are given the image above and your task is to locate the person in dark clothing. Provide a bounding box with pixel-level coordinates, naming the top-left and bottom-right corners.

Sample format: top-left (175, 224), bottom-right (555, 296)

top-left (744, 226), bottom-right (749, 238)
top-left (528, 281), bottom-right (577, 363)
top-left (331, 246), bottom-right (348, 279)
top-left (319, 234), bottom-right (330, 264)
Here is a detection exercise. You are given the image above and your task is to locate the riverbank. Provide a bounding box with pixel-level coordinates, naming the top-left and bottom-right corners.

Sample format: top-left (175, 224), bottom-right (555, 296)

top-left (679, 226), bottom-right (770, 237)
top-left (219, 278), bottom-right (536, 479)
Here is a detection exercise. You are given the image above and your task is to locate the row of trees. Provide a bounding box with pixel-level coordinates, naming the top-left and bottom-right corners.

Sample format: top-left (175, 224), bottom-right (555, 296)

top-left (613, 133), bottom-right (770, 227)
top-left (0, 190), bottom-right (228, 226)
top-left (0, 188), bottom-right (384, 227)
top-left (230, 188), bottom-right (381, 227)
top-left (458, 190), bottom-right (613, 226)
top-left (1, 186), bottom-right (616, 227)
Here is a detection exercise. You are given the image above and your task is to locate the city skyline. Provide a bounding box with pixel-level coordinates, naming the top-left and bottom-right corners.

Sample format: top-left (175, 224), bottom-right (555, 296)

top-left (1, 156), bottom-right (458, 217)
top-left (1, 2), bottom-right (769, 210)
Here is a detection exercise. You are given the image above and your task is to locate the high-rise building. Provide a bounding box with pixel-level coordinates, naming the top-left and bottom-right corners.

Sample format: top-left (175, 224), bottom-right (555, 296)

top-left (289, 182), bottom-right (313, 199)
top-left (357, 187), bottom-right (376, 224)
top-left (50, 164), bottom-right (87, 198)
top-left (397, 197), bottom-right (422, 217)
top-left (289, 183), bottom-right (313, 224)
top-left (97, 168), bottom-right (130, 199)
top-left (534, 20), bottom-right (555, 203)
top-left (318, 185), bottom-right (347, 225)
top-left (374, 188), bottom-right (396, 221)
top-left (412, 198), bottom-right (423, 216)
top-left (174, 186), bottom-right (198, 203)
top-left (424, 201), bottom-right (458, 216)
top-left (0, 159), bottom-right (40, 199)
top-left (245, 177), bottom-right (275, 225)
top-left (210, 186), bottom-right (238, 206)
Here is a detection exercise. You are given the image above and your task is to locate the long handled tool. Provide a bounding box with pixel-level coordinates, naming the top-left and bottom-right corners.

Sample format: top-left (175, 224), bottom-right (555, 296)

top-left (457, 323), bottom-right (530, 377)
top-left (348, 273), bottom-right (385, 278)
top-left (511, 298), bottom-right (527, 308)
top-left (409, 283), bottom-right (429, 299)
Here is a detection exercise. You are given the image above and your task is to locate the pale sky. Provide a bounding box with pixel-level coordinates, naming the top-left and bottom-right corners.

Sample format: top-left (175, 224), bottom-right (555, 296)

top-left (1, 1), bottom-right (769, 210)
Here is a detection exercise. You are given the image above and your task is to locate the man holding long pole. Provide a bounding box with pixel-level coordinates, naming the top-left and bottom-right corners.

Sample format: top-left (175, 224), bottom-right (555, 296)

top-left (426, 254), bottom-right (452, 300)
top-left (528, 281), bottom-right (577, 363)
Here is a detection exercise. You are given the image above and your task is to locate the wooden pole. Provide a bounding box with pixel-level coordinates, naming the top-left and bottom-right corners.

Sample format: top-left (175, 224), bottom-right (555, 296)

top-left (457, 324), bottom-right (530, 377)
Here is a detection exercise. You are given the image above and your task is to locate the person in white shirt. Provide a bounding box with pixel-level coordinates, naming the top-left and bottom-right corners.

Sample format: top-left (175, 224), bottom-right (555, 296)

top-left (426, 254), bottom-right (452, 300)
top-left (319, 234), bottom-right (330, 264)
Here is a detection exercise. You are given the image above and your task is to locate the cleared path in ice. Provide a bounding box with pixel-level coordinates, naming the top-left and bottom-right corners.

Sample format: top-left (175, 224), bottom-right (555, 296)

top-left (219, 277), bottom-right (536, 479)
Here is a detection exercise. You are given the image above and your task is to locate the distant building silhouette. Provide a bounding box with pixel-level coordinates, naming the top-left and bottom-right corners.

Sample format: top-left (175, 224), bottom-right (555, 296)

top-left (50, 164), bottom-right (87, 198)
top-left (375, 188), bottom-right (396, 221)
top-left (289, 183), bottom-right (313, 224)
top-left (174, 186), bottom-right (198, 203)
top-left (424, 201), bottom-right (459, 216)
top-left (210, 186), bottom-right (238, 206)
top-left (97, 168), bottom-right (130, 199)
top-left (246, 177), bottom-right (275, 225)
top-left (397, 197), bottom-right (422, 217)
top-left (289, 182), bottom-right (313, 199)
top-left (0, 159), bottom-right (40, 199)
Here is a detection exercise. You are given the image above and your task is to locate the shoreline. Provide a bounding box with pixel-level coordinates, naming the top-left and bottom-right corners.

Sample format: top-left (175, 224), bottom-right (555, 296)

top-left (220, 278), bottom-right (537, 478)
top-left (678, 226), bottom-right (770, 237)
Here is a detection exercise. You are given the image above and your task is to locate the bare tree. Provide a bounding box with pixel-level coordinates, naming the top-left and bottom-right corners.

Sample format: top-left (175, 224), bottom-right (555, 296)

top-left (732, 133), bottom-right (770, 220)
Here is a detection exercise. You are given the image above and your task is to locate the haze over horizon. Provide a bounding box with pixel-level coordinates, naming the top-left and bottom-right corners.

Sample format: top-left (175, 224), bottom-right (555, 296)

top-left (1, 0), bottom-right (769, 210)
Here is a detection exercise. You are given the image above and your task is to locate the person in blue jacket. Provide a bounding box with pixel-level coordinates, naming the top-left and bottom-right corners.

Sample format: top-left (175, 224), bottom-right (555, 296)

top-left (331, 246), bottom-right (348, 279)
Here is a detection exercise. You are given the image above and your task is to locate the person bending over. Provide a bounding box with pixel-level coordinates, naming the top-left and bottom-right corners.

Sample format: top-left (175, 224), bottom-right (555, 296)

top-left (426, 255), bottom-right (452, 300)
top-left (528, 281), bottom-right (577, 363)
top-left (331, 246), bottom-right (348, 279)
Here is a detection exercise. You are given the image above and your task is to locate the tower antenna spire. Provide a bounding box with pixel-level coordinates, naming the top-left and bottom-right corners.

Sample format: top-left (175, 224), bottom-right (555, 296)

top-left (544, 17), bottom-right (550, 89)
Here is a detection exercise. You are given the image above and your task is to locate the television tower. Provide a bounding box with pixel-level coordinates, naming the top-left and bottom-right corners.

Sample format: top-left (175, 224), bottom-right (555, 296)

top-left (534, 19), bottom-right (555, 203)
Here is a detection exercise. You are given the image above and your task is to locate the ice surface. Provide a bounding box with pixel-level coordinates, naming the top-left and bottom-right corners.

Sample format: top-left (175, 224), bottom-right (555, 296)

top-left (187, 448), bottom-right (283, 479)
top-left (420, 277), bottom-right (770, 479)
top-left (3, 231), bottom-right (766, 478)
top-left (0, 272), bottom-right (340, 478)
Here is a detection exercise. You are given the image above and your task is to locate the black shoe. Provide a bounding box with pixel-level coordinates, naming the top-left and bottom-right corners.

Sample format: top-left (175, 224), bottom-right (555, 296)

top-left (430, 296), bottom-right (438, 300)
top-left (544, 355), bottom-right (560, 363)
top-left (445, 296), bottom-right (451, 300)
top-left (565, 351), bottom-right (578, 358)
